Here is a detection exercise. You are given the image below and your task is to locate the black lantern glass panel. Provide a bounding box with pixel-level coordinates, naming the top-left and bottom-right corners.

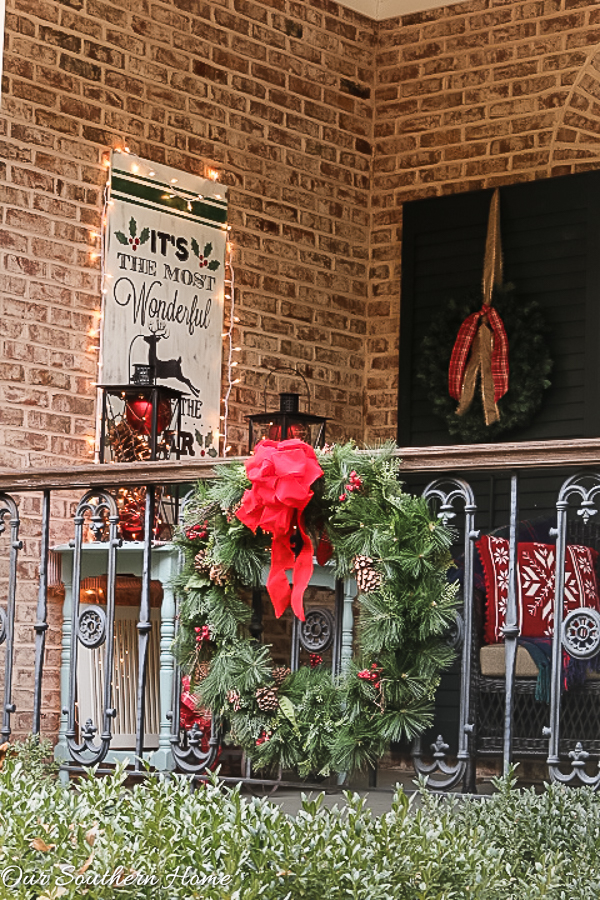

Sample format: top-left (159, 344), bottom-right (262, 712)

top-left (247, 390), bottom-right (327, 453)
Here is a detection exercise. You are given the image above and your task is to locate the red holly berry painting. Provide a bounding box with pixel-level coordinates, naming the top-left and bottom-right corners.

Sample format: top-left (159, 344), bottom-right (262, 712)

top-left (115, 217), bottom-right (150, 251)
top-left (191, 238), bottom-right (221, 270)
top-left (195, 429), bottom-right (218, 458)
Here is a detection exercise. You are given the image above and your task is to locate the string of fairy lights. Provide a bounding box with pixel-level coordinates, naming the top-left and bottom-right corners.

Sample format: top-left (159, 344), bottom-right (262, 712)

top-left (88, 146), bottom-right (239, 459)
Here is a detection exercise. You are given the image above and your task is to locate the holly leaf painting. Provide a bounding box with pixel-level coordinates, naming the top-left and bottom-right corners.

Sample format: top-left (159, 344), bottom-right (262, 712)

top-left (191, 237), bottom-right (200, 258)
top-left (129, 216), bottom-right (137, 237)
top-left (208, 259), bottom-right (220, 271)
top-left (203, 242), bottom-right (213, 258)
top-left (139, 227), bottom-right (150, 245)
top-left (115, 231), bottom-right (129, 245)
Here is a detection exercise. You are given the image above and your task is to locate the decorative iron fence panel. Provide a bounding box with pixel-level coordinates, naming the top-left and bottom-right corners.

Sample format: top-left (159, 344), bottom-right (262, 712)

top-left (1, 449), bottom-right (600, 789)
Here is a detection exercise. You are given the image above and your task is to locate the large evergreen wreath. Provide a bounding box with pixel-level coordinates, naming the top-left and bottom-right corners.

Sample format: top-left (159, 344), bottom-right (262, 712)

top-left (417, 284), bottom-right (552, 443)
top-left (174, 442), bottom-right (457, 777)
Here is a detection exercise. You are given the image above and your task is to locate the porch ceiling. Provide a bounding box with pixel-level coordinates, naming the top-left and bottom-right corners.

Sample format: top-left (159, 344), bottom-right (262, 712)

top-left (336, 0), bottom-right (469, 20)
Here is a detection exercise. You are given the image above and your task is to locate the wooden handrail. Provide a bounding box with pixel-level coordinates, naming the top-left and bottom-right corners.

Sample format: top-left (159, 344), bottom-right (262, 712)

top-left (0, 458), bottom-right (224, 491)
top-left (1, 438), bottom-right (600, 491)
top-left (395, 438), bottom-right (600, 472)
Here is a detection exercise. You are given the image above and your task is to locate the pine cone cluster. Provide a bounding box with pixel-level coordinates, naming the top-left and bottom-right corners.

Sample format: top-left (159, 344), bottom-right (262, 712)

top-left (195, 661), bottom-right (210, 681)
top-left (209, 563), bottom-right (230, 586)
top-left (194, 550), bottom-right (211, 574)
top-left (353, 555), bottom-right (383, 593)
top-left (226, 499), bottom-right (243, 523)
top-left (255, 686), bottom-right (279, 712)
top-left (108, 422), bottom-right (151, 462)
top-left (227, 689), bottom-right (241, 711)
top-left (271, 666), bottom-right (291, 687)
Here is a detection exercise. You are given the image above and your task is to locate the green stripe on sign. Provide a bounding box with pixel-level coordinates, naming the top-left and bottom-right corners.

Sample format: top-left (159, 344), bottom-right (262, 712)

top-left (111, 174), bottom-right (228, 225)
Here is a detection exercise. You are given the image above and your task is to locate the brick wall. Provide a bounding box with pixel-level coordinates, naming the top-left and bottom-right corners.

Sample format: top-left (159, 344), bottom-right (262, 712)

top-left (4, 0), bottom-right (600, 458)
top-left (367, 0), bottom-right (600, 442)
top-left (3, 0), bottom-right (600, 742)
top-left (1, 0), bottom-right (376, 470)
top-left (0, 0), bottom-right (376, 739)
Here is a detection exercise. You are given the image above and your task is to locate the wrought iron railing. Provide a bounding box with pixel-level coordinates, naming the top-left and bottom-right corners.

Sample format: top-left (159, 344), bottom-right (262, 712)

top-left (2, 439), bottom-right (600, 789)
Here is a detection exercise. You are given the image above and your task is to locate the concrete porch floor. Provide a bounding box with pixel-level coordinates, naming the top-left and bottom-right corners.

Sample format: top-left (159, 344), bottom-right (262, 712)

top-left (242, 766), bottom-right (499, 817)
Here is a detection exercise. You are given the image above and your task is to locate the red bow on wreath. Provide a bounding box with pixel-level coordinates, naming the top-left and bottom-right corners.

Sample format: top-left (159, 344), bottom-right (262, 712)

top-left (236, 439), bottom-right (324, 621)
top-left (448, 189), bottom-right (510, 426)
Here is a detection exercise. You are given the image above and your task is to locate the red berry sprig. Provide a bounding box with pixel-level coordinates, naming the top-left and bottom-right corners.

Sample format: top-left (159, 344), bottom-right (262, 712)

top-left (186, 519), bottom-right (209, 541)
top-left (309, 653), bottom-right (323, 668)
top-left (357, 663), bottom-right (382, 690)
top-left (339, 470), bottom-right (363, 503)
top-left (256, 729), bottom-right (272, 746)
top-left (194, 625), bottom-right (211, 644)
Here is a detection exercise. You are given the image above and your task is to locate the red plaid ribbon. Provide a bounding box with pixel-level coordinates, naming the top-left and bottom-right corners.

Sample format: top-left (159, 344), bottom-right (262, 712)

top-left (448, 305), bottom-right (509, 402)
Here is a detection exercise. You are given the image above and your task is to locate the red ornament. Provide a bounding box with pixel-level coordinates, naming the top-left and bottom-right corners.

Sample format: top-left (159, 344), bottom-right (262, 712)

top-left (119, 503), bottom-right (144, 541)
top-left (125, 397), bottom-right (171, 435)
top-left (120, 519), bottom-right (143, 541)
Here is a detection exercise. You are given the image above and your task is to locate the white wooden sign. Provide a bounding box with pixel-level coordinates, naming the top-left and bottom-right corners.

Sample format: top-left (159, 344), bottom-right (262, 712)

top-left (101, 152), bottom-right (227, 457)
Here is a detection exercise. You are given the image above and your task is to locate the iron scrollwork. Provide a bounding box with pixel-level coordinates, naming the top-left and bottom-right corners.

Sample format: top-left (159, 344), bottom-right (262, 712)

top-left (168, 667), bottom-right (222, 775)
top-left (546, 473), bottom-right (600, 788)
top-left (169, 492), bottom-right (222, 775)
top-left (64, 489), bottom-right (120, 766)
top-left (445, 610), bottom-right (464, 651)
top-left (78, 606), bottom-right (107, 649)
top-left (562, 607), bottom-right (600, 660)
top-left (412, 478), bottom-right (477, 791)
top-left (0, 608), bottom-right (7, 647)
top-left (299, 607), bottom-right (334, 653)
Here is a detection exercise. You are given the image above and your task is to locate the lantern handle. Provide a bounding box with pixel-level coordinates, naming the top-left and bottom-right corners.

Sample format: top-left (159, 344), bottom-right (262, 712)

top-left (261, 365), bottom-right (311, 413)
top-left (128, 333), bottom-right (145, 383)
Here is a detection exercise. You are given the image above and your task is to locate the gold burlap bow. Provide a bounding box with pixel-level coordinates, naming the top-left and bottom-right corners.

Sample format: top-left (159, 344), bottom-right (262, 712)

top-left (448, 189), bottom-right (509, 426)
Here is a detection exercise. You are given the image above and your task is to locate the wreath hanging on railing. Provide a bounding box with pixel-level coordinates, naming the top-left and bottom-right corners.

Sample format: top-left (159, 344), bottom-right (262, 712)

top-left (174, 440), bottom-right (457, 777)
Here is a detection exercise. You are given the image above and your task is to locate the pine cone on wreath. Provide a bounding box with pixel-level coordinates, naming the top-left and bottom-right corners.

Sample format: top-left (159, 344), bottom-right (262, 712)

top-left (255, 686), bottom-right (279, 713)
top-left (271, 666), bottom-right (291, 687)
top-left (352, 555), bottom-right (383, 593)
top-left (226, 499), bottom-right (243, 523)
top-left (194, 550), bottom-right (211, 575)
top-left (195, 660), bottom-right (211, 682)
top-left (209, 563), bottom-right (230, 586)
top-left (227, 689), bottom-right (241, 712)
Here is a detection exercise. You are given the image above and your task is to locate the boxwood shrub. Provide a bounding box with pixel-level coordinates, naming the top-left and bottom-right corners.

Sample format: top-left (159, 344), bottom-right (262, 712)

top-left (0, 749), bottom-right (599, 899)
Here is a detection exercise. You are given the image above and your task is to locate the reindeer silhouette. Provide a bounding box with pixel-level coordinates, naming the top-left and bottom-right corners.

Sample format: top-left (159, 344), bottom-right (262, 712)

top-left (143, 322), bottom-right (200, 397)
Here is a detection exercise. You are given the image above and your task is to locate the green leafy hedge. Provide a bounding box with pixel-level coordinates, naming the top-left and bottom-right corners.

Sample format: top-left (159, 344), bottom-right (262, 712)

top-left (1, 757), bottom-right (600, 899)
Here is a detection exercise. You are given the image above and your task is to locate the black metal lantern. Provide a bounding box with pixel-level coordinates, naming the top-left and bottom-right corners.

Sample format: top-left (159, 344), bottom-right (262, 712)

top-left (246, 367), bottom-right (327, 453)
top-left (98, 383), bottom-right (184, 463)
top-left (98, 332), bottom-right (186, 463)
